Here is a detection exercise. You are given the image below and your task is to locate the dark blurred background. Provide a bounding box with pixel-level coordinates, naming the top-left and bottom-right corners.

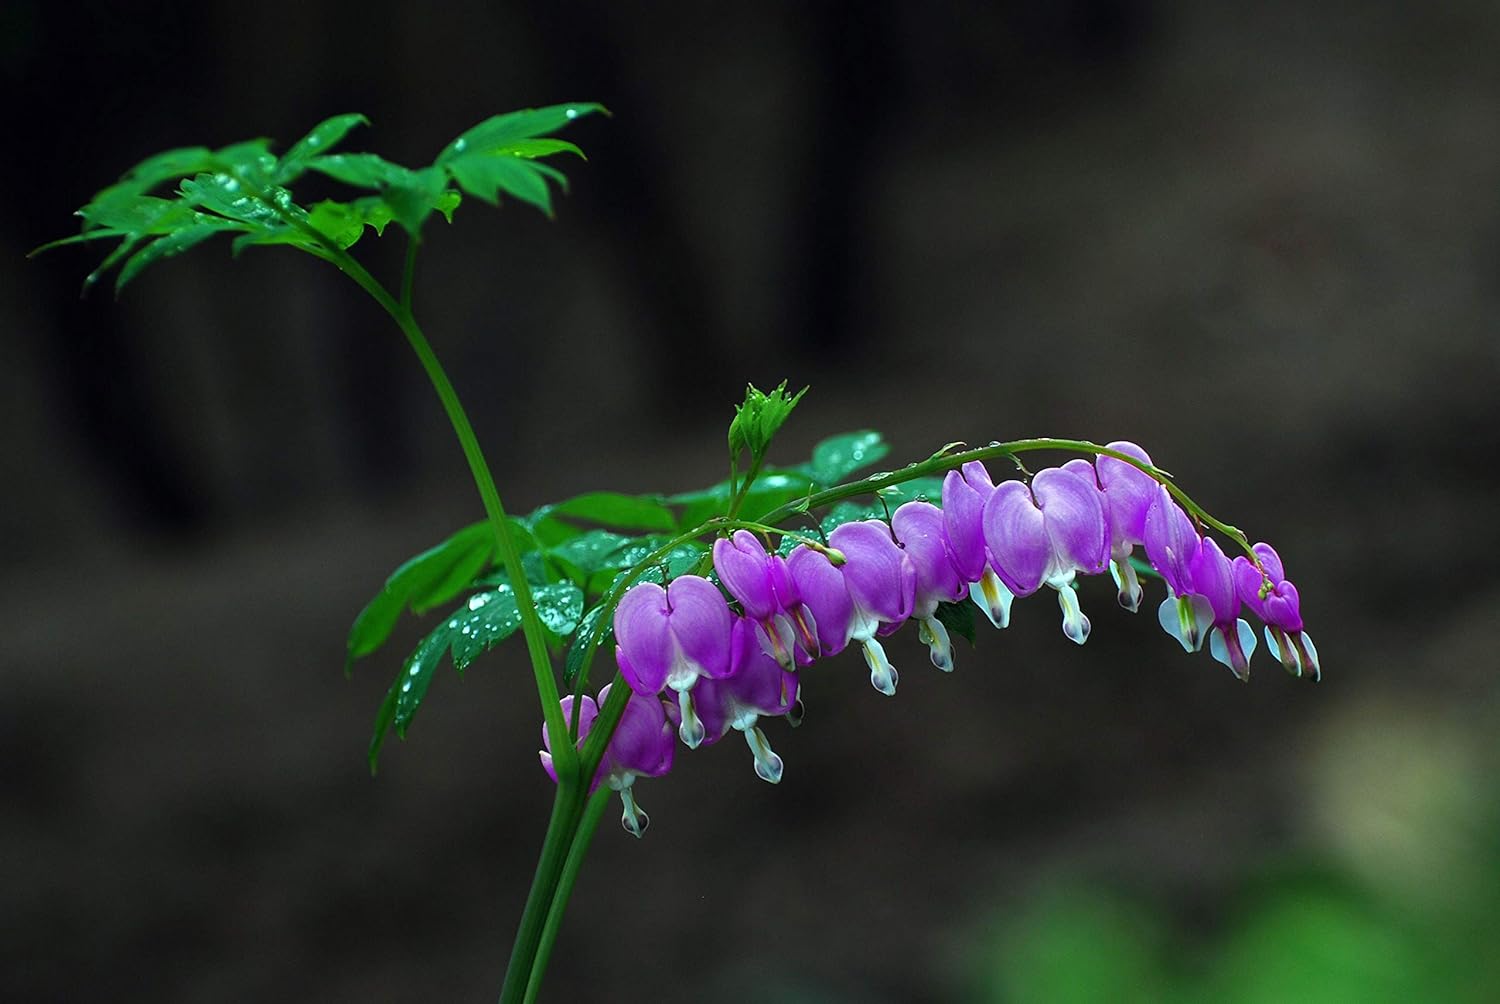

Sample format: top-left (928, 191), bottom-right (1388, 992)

top-left (6, 1), bottom-right (1500, 1001)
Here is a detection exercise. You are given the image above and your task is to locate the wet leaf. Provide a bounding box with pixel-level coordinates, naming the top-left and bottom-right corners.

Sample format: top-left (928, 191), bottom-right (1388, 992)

top-left (345, 522), bottom-right (495, 669)
top-left (367, 581), bottom-right (584, 772)
top-left (545, 491), bottom-right (678, 533)
top-left (802, 430), bottom-right (890, 486)
top-left (276, 113), bottom-right (369, 182)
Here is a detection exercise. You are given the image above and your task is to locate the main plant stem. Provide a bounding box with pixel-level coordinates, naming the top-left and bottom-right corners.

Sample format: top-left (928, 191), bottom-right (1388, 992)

top-left (316, 244), bottom-right (572, 764)
top-left (299, 235), bottom-right (580, 1001)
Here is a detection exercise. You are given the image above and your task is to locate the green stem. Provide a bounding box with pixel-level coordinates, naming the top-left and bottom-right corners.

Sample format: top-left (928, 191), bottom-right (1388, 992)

top-left (522, 786), bottom-right (612, 1004)
top-left (725, 450), bottom-right (766, 520)
top-left (498, 779), bottom-right (586, 1004)
top-left (289, 230), bottom-right (573, 766)
top-left (759, 438), bottom-right (1258, 562)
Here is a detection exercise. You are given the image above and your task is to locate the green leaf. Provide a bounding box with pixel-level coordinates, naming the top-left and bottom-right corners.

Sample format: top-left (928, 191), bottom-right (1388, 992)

top-left (584, 537), bottom-right (706, 596)
top-left (803, 430), bottom-right (889, 485)
top-left (564, 603), bottom-right (612, 687)
top-left (78, 192), bottom-right (197, 233)
top-left (444, 154), bottom-right (557, 214)
top-left (670, 470), bottom-right (815, 528)
top-left (344, 522), bottom-right (495, 669)
top-left (304, 199), bottom-right (370, 247)
top-left (812, 477), bottom-right (944, 537)
top-left (934, 600), bottom-right (976, 646)
top-left (178, 173), bottom-right (285, 228)
top-left (492, 138), bottom-right (585, 160)
top-left (304, 155), bottom-right (457, 237)
top-left (109, 146), bottom-right (218, 194)
top-left (115, 221), bottom-right (240, 293)
top-left (367, 581), bottom-right (584, 772)
top-left (276, 113), bottom-right (369, 182)
top-left (305, 151), bottom-right (415, 188)
top-left (544, 491), bottom-right (677, 532)
top-left (382, 166), bottom-right (451, 236)
top-left (447, 582), bottom-right (583, 672)
top-left (209, 139), bottom-right (278, 186)
top-left (435, 103), bottom-right (608, 163)
top-left (549, 530), bottom-right (637, 580)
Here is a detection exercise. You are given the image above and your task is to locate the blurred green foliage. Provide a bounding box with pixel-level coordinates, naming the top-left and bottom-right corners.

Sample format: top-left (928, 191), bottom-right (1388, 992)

top-left (968, 701), bottom-right (1500, 1003)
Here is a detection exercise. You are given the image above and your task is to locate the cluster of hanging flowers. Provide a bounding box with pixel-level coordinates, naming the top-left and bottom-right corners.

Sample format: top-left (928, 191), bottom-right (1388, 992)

top-left (540, 441), bottom-right (1319, 835)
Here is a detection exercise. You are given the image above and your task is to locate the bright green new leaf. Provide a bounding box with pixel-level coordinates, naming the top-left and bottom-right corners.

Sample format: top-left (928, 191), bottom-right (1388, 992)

top-left (435, 103), bottom-right (607, 163)
top-left (305, 151), bottom-right (415, 189)
top-left (728, 381), bottom-right (808, 463)
top-left (106, 146), bottom-right (218, 195)
top-left (444, 154), bottom-right (557, 214)
top-left (178, 173), bottom-right (285, 228)
top-left (381, 166), bottom-right (452, 236)
top-left (115, 220), bottom-right (240, 293)
top-left (276, 113), bottom-right (369, 183)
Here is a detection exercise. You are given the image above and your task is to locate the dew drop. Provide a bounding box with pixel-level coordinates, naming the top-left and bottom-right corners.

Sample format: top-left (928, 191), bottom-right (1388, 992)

top-left (468, 594), bottom-right (488, 610)
top-left (565, 108), bottom-right (578, 119)
top-left (454, 138), bottom-right (467, 152)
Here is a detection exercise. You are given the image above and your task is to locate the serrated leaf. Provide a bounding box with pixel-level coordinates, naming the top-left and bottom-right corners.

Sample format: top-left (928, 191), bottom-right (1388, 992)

top-left (178, 173), bottom-right (285, 227)
top-left (549, 530), bottom-right (637, 581)
top-left (546, 491), bottom-right (677, 532)
top-left (305, 151), bottom-right (415, 188)
top-left (112, 146), bottom-right (219, 193)
top-left (78, 192), bottom-right (197, 233)
top-left (443, 154), bottom-right (556, 214)
top-left (85, 234), bottom-right (147, 289)
top-left (345, 522), bottom-right (496, 668)
top-left (803, 430), bottom-right (889, 485)
top-left (436, 103), bottom-right (607, 163)
top-left (382, 166), bottom-right (450, 235)
top-left (934, 600), bottom-right (976, 646)
top-left (367, 581), bottom-right (584, 772)
top-left (584, 537), bottom-right (707, 597)
top-left (277, 113), bottom-right (369, 182)
top-left (448, 582), bottom-right (582, 672)
top-left (209, 139), bottom-right (277, 186)
top-left (494, 138), bottom-right (585, 160)
top-left (115, 221), bottom-right (240, 293)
